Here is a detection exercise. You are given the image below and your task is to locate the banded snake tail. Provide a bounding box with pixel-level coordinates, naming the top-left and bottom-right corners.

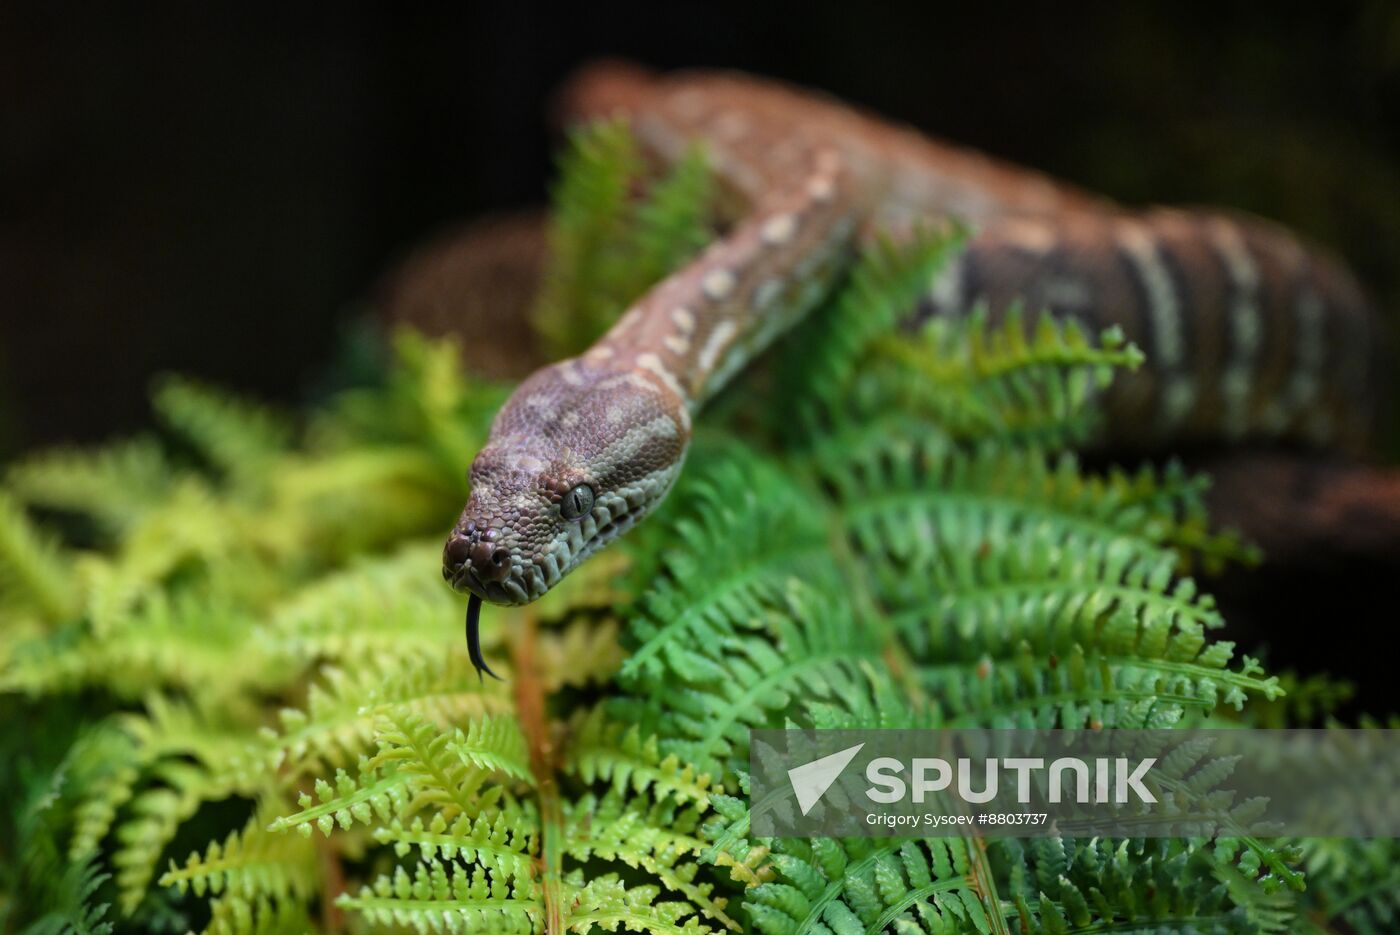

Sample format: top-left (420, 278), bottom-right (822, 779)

top-left (439, 62), bottom-right (1389, 677)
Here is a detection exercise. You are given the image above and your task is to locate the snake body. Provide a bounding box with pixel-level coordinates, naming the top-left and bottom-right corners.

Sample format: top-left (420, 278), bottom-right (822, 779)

top-left (443, 64), bottom-right (1385, 672)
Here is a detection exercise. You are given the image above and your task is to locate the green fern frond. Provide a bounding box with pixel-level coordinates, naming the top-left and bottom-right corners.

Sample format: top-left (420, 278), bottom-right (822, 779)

top-left (1291, 837), bottom-right (1400, 934)
top-left (804, 433), bottom-right (1279, 718)
top-left (925, 642), bottom-right (1275, 729)
top-left (771, 226), bottom-right (1145, 456)
top-left (54, 724), bottom-right (142, 863)
top-left (260, 540), bottom-right (480, 665)
top-left (531, 120), bottom-right (715, 358)
top-left (626, 144), bottom-right (716, 295)
top-left (106, 700), bottom-right (266, 913)
top-left (566, 789), bottom-right (739, 931)
top-left (315, 331), bottom-right (506, 493)
top-left (7, 757), bottom-right (116, 935)
top-left (268, 758), bottom-right (415, 839)
top-left (738, 837), bottom-right (987, 935)
top-left (159, 812), bottom-right (318, 903)
top-left (266, 447), bottom-right (459, 560)
top-left (6, 438), bottom-right (174, 537)
top-left (824, 437), bottom-right (1176, 567)
top-left (564, 874), bottom-right (717, 934)
top-left (447, 714), bottom-right (534, 784)
top-left (270, 712), bottom-right (533, 842)
top-left (531, 119), bottom-right (644, 357)
top-left (263, 653), bottom-right (512, 778)
top-left (566, 706), bottom-right (719, 806)
top-left (0, 111), bottom-right (1342, 934)
top-left (0, 491), bottom-right (77, 624)
top-left (117, 693), bottom-right (264, 779)
top-left (1242, 671), bottom-right (1356, 729)
top-left (633, 590), bottom-right (888, 782)
top-left (619, 447), bottom-right (833, 690)
top-left (995, 836), bottom-right (1267, 934)
top-left (4, 588), bottom-right (283, 700)
top-left (335, 859), bottom-right (541, 933)
top-left (885, 515), bottom-right (1225, 662)
top-left (369, 711), bottom-right (527, 818)
top-left (14, 858), bottom-right (114, 935)
top-left (532, 615), bottom-right (627, 690)
top-left (867, 305), bottom-right (1142, 446)
top-left (202, 893), bottom-right (315, 935)
top-left (373, 810), bottom-right (537, 881)
top-left (774, 225), bottom-right (966, 444)
top-left (110, 767), bottom-right (219, 914)
top-left (152, 377), bottom-right (290, 482)
top-left (79, 479), bottom-right (246, 633)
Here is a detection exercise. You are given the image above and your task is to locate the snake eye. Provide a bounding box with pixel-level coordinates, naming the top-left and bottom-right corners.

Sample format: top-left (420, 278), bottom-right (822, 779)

top-left (560, 483), bottom-right (595, 521)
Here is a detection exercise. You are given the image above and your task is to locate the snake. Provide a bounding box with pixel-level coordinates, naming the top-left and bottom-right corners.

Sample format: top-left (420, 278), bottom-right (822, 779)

top-left (438, 62), bottom-right (1386, 679)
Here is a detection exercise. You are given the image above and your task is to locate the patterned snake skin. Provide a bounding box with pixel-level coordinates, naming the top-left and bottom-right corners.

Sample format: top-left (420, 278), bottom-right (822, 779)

top-left (440, 63), bottom-right (1386, 677)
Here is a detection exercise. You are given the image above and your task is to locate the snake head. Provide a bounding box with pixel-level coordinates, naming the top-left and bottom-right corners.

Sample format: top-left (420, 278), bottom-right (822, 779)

top-left (443, 357), bottom-right (689, 605)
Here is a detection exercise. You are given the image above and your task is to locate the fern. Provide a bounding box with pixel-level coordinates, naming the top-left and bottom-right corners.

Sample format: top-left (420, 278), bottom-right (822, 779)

top-left (151, 377), bottom-right (291, 484)
top-left (1292, 838), bottom-right (1400, 934)
top-left (867, 307), bottom-right (1142, 447)
top-left (564, 790), bottom-right (738, 931)
top-left (0, 116), bottom-right (1378, 935)
top-left (0, 491), bottom-right (76, 625)
top-left (618, 447), bottom-right (836, 691)
top-left (160, 812), bottom-right (318, 905)
top-left (5, 438), bottom-right (172, 538)
top-left (261, 653), bottom-right (511, 778)
top-left (336, 858), bottom-right (541, 933)
top-left (566, 707), bottom-right (718, 807)
top-left (531, 120), bottom-right (715, 358)
top-left (4, 752), bottom-right (114, 935)
top-left (14, 860), bottom-right (114, 935)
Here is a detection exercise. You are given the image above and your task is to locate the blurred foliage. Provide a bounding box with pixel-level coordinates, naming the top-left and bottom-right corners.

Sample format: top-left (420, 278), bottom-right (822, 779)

top-left (0, 121), bottom-right (1396, 934)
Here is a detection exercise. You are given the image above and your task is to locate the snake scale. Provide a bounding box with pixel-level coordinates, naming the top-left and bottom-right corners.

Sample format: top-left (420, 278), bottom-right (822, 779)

top-left (439, 62), bottom-right (1387, 678)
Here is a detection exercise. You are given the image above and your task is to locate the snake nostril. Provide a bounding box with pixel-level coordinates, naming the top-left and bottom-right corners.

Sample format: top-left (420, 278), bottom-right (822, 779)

top-left (469, 538), bottom-right (512, 582)
top-left (443, 534), bottom-right (472, 572)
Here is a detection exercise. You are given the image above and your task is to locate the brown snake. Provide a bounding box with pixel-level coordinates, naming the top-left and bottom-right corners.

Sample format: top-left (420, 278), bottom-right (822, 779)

top-left (437, 63), bottom-right (1386, 678)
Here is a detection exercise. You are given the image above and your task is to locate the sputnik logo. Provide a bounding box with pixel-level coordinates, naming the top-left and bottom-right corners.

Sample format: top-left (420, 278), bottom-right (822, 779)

top-left (787, 743), bottom-right (865, 815)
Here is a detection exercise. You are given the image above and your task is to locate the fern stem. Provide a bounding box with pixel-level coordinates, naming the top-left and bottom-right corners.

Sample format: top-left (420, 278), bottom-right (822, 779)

top-left (511, 607), bottom-right (567, 935)
top-left (336, 894), bottom-right (540, 915)
top-left (318, 836), bottom-right (347, 934)
top-left (965, 836), bottom-right (1012, 935)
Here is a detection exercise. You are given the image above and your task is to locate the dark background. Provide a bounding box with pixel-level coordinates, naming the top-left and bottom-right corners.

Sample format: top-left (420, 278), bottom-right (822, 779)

top-left (3, 2), bottom-right (1398, 450)
top-left (2, 3), bottom-right (1398, 712)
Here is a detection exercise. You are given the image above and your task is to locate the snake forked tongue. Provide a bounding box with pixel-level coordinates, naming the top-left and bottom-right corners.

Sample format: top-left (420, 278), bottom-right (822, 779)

top-left (466, 594), bottom-right (503, 682)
